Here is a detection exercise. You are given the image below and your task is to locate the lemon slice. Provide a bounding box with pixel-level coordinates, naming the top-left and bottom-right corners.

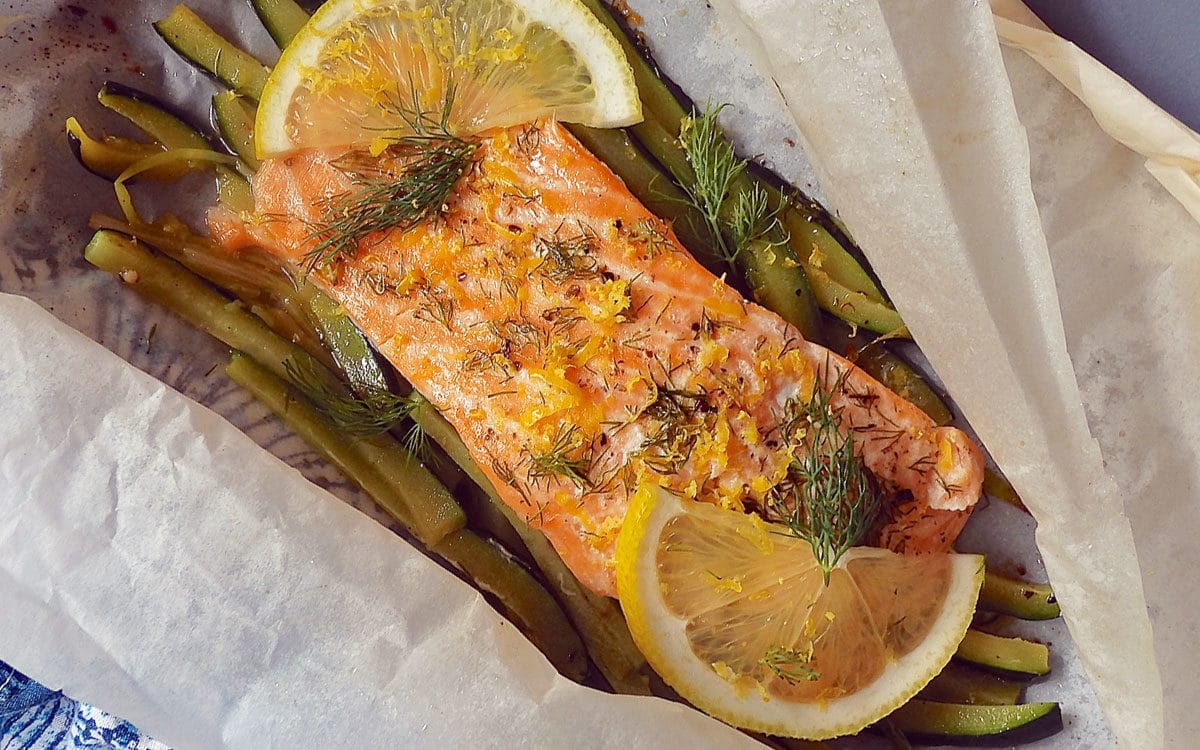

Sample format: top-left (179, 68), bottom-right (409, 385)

top-left (615, 485), bottom-right (984, 740)
top-left (256, 0), bottom-right (642, 157)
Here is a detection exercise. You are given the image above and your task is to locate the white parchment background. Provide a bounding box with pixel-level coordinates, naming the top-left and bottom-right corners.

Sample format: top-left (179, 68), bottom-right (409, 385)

top-left (2, 0), bottom-right (1196, 748)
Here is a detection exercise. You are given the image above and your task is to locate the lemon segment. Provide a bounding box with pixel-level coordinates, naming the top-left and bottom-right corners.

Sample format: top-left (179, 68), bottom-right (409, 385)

top-left (615, 485), bottom-right (984, 740)
top-left (256, 0), bottom-right (642, 157)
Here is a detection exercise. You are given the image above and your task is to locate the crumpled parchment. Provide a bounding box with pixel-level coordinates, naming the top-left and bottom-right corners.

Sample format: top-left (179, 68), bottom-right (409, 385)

top-left (2, 0), bottom-right (1195, 747)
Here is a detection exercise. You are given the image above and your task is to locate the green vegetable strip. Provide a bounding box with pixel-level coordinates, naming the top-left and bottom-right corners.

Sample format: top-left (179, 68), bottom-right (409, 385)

top-left (772, 189), bottom-right (886, 304)
top-left (919, 664), bottom-right (1023, 706)
top-left (88, 213), bottom-right (327, 363)
top-left (224, 354), bottom-right (582, 682)
top-left (852, 346), bottom-right (954, 426)
top-left (84, 230), bottom-right (465, 545)
top-left (154, 5), bottom-right (271, 102)
top-left (250, 0), bottom-right (310, 49)
top-left (889, 700), bottom-right (1060, 738)
top-left (98, 84), bottom-right (252, 211)
top-left (85, 229), bottom-right (314, 384)
top-left (984, 468), bottom-right (1028, 512)
top-left (804, 262), bottom-right (904, 335)
top-left (409, 394), bottom-right (656, 695)
top-left (979, 570), bottom-right (1060, 620)
top-left (65, 118), bottom-right (178, 181)
top-left (98, 84), bottom-right (210, 150)
top-left (956, 630), bottom-right (1051, 676)
top-left (431, 530), bottom-right (588, 683)
top-left (212, 91), bottom-right (260, 171)
top-left (224, 353), bottom-right (452, 541)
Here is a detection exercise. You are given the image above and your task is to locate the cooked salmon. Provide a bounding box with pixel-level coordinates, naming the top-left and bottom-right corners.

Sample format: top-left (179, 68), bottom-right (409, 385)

top-left (217, 119), bottom-right (984, 597)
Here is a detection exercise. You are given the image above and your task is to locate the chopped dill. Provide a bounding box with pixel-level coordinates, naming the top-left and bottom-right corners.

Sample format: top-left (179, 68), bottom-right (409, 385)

top-left (533, 228), bottom-right (600, 284)
top-left (759, 645), bottom-right (820, 684)
top-left (526, 424), bottom-right (592, 490)
top-left (284, 357), bottom-right (417, 437)
top-left (769, 366), bottom-right (881, 584)
top-left (303, 82), bottom-right (477, 273)
top-left (628, 219), bottom-right (672, 258)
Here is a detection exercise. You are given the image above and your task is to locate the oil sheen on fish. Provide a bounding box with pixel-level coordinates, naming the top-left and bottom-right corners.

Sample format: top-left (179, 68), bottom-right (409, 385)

top-left (215, 119), bottom-right (984, 597)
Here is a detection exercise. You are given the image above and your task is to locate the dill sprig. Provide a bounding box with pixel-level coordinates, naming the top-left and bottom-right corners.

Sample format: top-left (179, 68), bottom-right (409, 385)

top-left (533, 229), bottom-right (600, 284)
top-left (284, 357), bottom-right (418, 437)
top-left (759, 645), bottom-right (820, 684)
top-left (772, 368), bottom-right (881, 584)
top-left (628, 219), bottom-right (672, 258)
top-left (635, 384), bottom-right (706, 475)
top-left (303, 83), bottom-right (477, 272)
top-left (526, 424), bottom-right (592, 490)
top-left (679, 103), bottom-right (783, 269)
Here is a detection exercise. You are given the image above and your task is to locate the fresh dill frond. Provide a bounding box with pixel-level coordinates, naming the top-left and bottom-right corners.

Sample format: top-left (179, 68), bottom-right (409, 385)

top-left (679, 103), bottom-right (747, 269)
top-left (772, 367), bottom-right (881, 584)
top-left (526, 424), bottom-right (592, 490)
top-left (285, 357), bottom-right (417, 437)
top-left (635, 384), bottom-right (706, 475)
top-left (303, 82), bottom-right (477, 273)
top-left (730, 182), bottom-right (786, 253)
top-left (759, 645), bottom-right (820, 684)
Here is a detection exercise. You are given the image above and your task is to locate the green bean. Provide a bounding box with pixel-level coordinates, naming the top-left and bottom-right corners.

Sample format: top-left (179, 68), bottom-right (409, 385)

top-left (408, 395), bottom-right (656, 695)
top-left (979, 570), bottom-right (1059, 621)
top-left (767, 185), bottom-right (888, 304)
top-left (212, 91), bottom-right (260, 171)
top-left (84, 229), bottom-right (318, 385)
top-left (66, 118), bottom-right (180, 181)
top-left (154, 5), bottom-right (271, 102)
top-left (956, 630), bottom-right (1050, 676)
top-left (98, 83), bottom-right (253, 212)
top-left (224, 354), bottom-right (577, 679)
top-left (432, 529), bottom-right (588, 682)
top-left (250, 0), bottom-right (310, 49)
top-left (98, 83), bottom-right (210, 150)
top-left (888, 700), bottom-right (1061, 741)
top-left (984, 468), bottom-right (1028, 512)
top-left (919, 664), bottom-right (1023, 706)
top-left (852, 346), bottom-right (954, 426)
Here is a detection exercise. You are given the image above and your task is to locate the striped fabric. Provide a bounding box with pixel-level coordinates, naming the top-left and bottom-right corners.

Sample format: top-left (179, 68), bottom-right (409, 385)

top-left (0, 662), bottom-right (169, 750)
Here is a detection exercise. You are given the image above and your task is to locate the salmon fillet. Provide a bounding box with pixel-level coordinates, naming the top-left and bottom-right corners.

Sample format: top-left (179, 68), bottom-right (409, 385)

top-left (221, 119), bottom-right (983, 597)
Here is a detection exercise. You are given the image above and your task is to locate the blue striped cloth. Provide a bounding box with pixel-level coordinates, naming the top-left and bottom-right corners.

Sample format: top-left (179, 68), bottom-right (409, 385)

top-left (0, 662), bottom-right (168, 750)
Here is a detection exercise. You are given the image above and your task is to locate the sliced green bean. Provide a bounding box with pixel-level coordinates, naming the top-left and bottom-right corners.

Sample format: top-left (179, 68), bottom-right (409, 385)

top-left (66, 117), bottom-right (179, 181)
top-left (98, 82), bottom-right (211, 150)
top-left (888, 700), bottom-right (1061, 741)
top-left (225, 355), bottom-right (574, 678)
top-left (432, 529), bottom-right (588, 682)
top-left (984, 468), bottom-right (1028, 512)
top-left (154, 5), bottom-right (271, 102)
top-left (85, 229), bottom-right (316, 384)
top-left (212, 91), bottom-right (260, 171)
top-left (853, 346), bottom-right (954, 426)
top-left (956, 630), bottom-right (1050, 676)
top-left (919, 664), bottom-right (1023, 706)
top-left (409, 394), bottom-right (656, 694)
top-left (791, 255), bottom-right (901, 335)
top-left (88, 213), bottom-right (325, 361)
top-left (251, 0), bottom-right (310, 49)
top-left (777, 204), bottom-right (883, 301)
top-left (980, 570), bottom-right (1059, 620)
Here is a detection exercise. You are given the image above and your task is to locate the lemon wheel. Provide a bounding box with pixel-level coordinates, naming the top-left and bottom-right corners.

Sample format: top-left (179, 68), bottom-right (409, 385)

top-left (615, 486), bottom-right (984, 740)
top-left (256, 0), bottom-right (642, 157)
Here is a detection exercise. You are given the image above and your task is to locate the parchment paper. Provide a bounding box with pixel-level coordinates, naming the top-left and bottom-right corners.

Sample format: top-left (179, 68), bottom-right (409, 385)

top-left (0, 292), bottom-right (758, 749)
top-left (2, 0), bottom-right (1193, 748)
top-left (705, 0), bottom-right (1200, 747)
